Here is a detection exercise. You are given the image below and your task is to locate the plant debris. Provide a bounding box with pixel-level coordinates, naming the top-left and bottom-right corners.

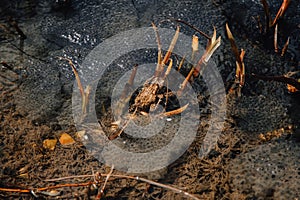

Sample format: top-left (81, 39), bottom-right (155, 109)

top-left (59, 133), bottom-right (75, 145)
top-left (226, 23), bottom-right (245, 96)
top-left (107, 22), bottom-right (221, 140)
top-left (59, 57), bottom-right (91, 119)
top-left (252, 72), bottom-right (300, 93)
top-left (43, 139), bottom-right (58, 150)
top-left (260, 0), bottom-right (291, 55)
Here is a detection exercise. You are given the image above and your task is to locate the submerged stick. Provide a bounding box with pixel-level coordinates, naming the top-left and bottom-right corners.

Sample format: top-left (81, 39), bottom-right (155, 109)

top-left (44, 170), bottom-right (201, 200)
top-left (252, 73), bottom-right (300, 91)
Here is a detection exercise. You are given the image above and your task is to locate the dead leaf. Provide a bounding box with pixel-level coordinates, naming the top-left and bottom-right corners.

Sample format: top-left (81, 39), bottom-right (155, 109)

top-left (43, 139), bottom-right (58, 150)
top-left (59, 133), bottom-right (75, 145)
top-left (287, 83), bottom-right (298, 93)
top-left (75, 130), bottom-right (86, 139)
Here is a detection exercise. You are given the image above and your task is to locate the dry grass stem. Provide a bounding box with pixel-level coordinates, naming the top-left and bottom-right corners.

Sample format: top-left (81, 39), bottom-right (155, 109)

top-left (161, 103), bottom-right (189, 116)
top-left (162, 26), bottom-right (180, 67)
top-left (226, 23), bottom-right (246, 96)
top-left (273, 21), bottom-right (290, 56)
top-left (274, 24), bottom-right (278, 53)
top-left (59, 57), bottom-right (91, 116)
top-left (120, 64), bottom-right (138, 100)
top-left (177, 55), bottom-right (186, 71)
top-left (97, 165), bottom-right (114, 199)
top-left (164, 58), bottom-right (173, 79)
top-left (260, 0), bottom-right (291, 54)
top-left (59, 57), bottom-right (84, 97)
top-left (191, 35), bottom-right (199, 63)
top-left (281, 37), bottom-right (289, 56)
top-left (271, 0), bottom-right (290, 26)
top-left (152, 23), bottom-right (163, 75)
top-left (260, 0), bottom-right (290, 28)
top-left (108, 108), bottom-right (138, 140)
top-left (260, 0), bottom-right (271, 30)
top-left (177, 68), bottom-right (194, 96)
top-left (193, 27), bottom-right (221, 77)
